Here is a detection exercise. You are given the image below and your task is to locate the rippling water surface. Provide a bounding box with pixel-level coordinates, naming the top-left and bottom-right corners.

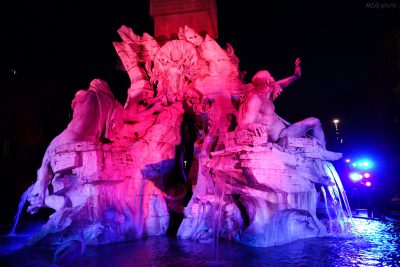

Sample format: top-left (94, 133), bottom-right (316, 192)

top-left (1, 218), bottom-right (399, 266)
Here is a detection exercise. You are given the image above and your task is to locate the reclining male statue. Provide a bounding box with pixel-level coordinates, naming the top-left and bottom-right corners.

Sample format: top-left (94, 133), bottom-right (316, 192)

top-left (236, 58), bottom-right (342, 160)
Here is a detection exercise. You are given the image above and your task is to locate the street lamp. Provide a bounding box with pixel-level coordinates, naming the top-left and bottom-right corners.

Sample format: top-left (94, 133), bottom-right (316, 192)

top-left (333, 119), bottom-right (340, 130)
top-left (332, 118), bottom-right (343, 144)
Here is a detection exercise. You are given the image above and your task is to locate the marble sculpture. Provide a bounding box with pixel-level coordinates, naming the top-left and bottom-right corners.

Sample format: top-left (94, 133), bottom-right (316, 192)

top-left (25, 25), bottom-right (350, 249)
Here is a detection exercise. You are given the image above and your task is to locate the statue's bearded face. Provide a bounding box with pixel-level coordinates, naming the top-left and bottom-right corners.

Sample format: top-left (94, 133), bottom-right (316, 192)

top-left (252, 70), bottom-right (275, 88)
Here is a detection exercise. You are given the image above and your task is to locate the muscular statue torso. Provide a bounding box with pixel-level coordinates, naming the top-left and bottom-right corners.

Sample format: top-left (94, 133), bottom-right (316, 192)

top-left (253, 93), bottom-right (286, 142)
top-left (237, 90), bottom-right (286, 142)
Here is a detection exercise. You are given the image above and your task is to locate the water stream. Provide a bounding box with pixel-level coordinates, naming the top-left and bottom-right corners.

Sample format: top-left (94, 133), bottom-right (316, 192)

top-left (212, 172), bottom-right (225, 261)
top-left (324, 161), bottom-right (353, 222)
top-left (8, 184), bottom-right (34, 236)
top-left (320, 186), bottom-right (333, 233)
top-left (323, 161), bottom-right (354, 232)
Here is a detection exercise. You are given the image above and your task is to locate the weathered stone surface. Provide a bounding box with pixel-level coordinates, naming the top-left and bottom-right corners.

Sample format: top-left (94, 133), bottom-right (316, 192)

top-left (223, 129), bottom-right (268, 147)
top-left (24, 25), bottom-right (350, 251)
top-left (177, 54), bottom-right (347, 247)
top-left (150, 0), bottom-right (218, 39)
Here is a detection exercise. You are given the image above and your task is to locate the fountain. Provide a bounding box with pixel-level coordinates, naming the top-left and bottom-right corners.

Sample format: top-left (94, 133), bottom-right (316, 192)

top-left (8, 24), bottom-right (354, 263)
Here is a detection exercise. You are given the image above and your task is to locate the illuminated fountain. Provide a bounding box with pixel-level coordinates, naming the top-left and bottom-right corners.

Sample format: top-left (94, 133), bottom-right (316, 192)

top-left (16, 25), bottom-right (352, 257)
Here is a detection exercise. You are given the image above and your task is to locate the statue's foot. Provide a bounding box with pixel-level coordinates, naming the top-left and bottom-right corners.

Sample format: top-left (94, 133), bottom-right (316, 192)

top-left (320, 175), bottom-right (336, 186)
top-left (319, 149), bottom-right (342, 161)
top-left (27, 204), bottom-right (41, 214)
top-left (27, 195), bottom-right (44, 214)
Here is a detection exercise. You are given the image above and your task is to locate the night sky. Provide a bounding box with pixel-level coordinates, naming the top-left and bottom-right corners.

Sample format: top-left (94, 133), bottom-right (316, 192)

top-left (2, 1), bottom-right (398, 98)
top-left (1, 0), bottom-right (400, 209)
top-left (3, 1), bottom-right (398, 117)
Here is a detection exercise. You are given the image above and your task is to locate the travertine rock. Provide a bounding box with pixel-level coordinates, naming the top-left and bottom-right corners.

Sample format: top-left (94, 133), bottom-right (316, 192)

top-left (25, 26), bottom-right (350, 249)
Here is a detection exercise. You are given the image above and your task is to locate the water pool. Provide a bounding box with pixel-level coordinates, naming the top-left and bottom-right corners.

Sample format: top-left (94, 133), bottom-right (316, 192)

top-left (1, 218), bottom-right (399, 266)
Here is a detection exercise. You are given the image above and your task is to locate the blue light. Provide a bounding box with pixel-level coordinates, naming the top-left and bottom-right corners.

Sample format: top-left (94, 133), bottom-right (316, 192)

top-left (352, 159), bottom-right (373, 170)
top-left (349, 172), bottom-right (363, 182)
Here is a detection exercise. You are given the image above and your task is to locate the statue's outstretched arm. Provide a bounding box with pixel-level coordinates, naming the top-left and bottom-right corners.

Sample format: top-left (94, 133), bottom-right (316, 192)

top-left (275, 58), bottom-right (301, 89)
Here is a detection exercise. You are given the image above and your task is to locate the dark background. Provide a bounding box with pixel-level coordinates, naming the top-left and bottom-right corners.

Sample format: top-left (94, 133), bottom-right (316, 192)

top-left (0, 0), bottom-right (399, 224)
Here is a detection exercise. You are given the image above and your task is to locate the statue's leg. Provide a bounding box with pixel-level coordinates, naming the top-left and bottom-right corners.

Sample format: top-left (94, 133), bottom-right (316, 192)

top-left (280, 118), bottom-right (342, 160)
top-left (309, 118), bottom-right (326, 148)
top-left (279, 117), bottom-right (326, 147)
top-left (27, 150), bottom-right (54, 214)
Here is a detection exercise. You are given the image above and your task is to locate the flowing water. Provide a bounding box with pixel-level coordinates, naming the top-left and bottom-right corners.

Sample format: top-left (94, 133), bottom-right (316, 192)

top-left (8, 184), bottom-right (34, 236)
top-left (322, 161), bottom-right (354, 233)
top-left (212, 173), bottom-right (225, 261)
top-left (320, 186), bottom-right (333, 233)
top-left (208, 158), bottom-right (353, 259)
top-left (324, 161), bottom-right (354, 221)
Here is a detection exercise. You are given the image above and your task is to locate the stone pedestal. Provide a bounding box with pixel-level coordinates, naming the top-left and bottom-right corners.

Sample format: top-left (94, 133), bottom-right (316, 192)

top-left (30, 141), bottom-right (170, 245)
top-left (177, 135), bottom-right (347, 247)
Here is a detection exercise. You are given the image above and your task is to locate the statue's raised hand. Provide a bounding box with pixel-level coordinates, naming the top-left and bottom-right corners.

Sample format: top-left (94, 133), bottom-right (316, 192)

top-left (294, 58), bottom-right (301, 78)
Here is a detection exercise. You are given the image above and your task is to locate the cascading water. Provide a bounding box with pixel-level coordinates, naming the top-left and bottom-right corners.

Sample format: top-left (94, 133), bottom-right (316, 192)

top-left (324, 162), bottom-right (353, 222)
top-left (322, 161), bottom-right (354, 233)
top-left (320, 186), bottom-right (333, 233)
top-left (212, 173), bottom-right (225, 261)
top-left (327, 185), bottom-right (346, 232)
top-left (8, 184), bottom-right (34, 236)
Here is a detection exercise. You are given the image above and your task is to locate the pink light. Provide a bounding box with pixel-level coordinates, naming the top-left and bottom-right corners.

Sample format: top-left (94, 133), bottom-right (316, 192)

top-left (365, 181), bottom-right (372, 187)
top-left (363, 172), bottom-right (370, 178)
top-left (345, 159), bottom-right (351, 163)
